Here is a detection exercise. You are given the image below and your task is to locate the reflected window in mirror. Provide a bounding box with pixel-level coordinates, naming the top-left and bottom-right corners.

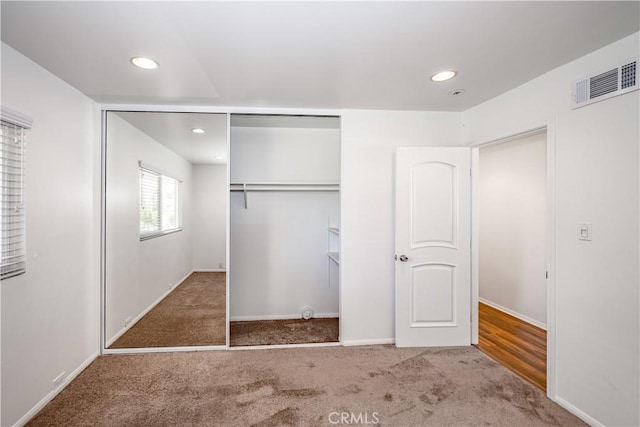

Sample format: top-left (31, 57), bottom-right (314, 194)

top-left (139, 162), bottom-right (182, 240)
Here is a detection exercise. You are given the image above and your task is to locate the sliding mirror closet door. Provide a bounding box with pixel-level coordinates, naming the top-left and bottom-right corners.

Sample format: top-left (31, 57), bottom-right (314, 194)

top-left (229, 115), bottom-right (340, 347)
top-left (104, 111), bottom-right (228, 349)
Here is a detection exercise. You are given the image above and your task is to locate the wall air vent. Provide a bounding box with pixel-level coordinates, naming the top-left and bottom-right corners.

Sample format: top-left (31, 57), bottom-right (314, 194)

top-left (572, 58), bottom-right (639, 109)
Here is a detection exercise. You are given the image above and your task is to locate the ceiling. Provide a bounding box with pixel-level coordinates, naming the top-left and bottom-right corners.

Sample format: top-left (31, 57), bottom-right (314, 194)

top-left (1, 1), bottom-right (639, 112)
top-left (113, 111), bottom-right (228, 164)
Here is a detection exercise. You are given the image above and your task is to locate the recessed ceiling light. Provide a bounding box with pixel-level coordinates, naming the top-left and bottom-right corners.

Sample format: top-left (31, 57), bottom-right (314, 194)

top-left (191, 128), bottom-right (206, 134)
top-left (130, 56), bottom-right (159, 70)
top-left (215, 156), bottom-right (224, 160)
top-left (431, 70), bottom-right (457, 82)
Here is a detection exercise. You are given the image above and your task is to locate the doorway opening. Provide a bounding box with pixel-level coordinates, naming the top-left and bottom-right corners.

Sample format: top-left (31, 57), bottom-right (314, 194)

top-left (475, 130), bottom-right (548, 391)
top-left (228, 114), bottom-right (341, 347)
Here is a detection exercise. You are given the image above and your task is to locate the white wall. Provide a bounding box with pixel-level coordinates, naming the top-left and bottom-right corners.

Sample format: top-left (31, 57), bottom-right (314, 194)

top-left (463, 33), bottom-right (639, 426)
top-left (340, 110), bottom-right (462, 344)
top-left (230, 124), bottom-right (340, 319)
top-left (105, 113), bottom-right (193, 344)
top-left (479, 132), bottom-right (547, 327)
top-left (192, 164), bottom-right (227, 270)
top-left (0, 43), bottom-right (100, 426)
top-left (230, 126), bottom-right (340, 182)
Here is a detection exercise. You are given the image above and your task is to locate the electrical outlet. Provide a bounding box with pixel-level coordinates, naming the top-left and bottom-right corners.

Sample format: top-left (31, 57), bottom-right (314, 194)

top-left (219, 262), bottom-right (224, 269)
top-left (52, 372), bottom-right (66, 388)
top-left (124, 316), bottom-right (132, 327)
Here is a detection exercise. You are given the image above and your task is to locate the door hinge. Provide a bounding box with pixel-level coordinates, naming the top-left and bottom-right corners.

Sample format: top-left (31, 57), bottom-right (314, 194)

top-left (545, 270), bottom-right (549, 279)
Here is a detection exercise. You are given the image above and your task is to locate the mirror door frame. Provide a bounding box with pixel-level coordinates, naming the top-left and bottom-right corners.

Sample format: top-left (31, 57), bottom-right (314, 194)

top-left (99, 104), bottom-right (342, 355)
top-left (100, 106), bottom-right (230, 354)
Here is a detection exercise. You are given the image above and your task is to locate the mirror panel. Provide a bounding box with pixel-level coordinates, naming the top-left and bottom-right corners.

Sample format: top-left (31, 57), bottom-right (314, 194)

top-left (104, 111), bottom-right (227, 349)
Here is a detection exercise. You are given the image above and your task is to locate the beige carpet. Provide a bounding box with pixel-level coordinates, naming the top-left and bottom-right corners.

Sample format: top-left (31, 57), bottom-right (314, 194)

top-left (27, 345), bottom-right (584, 426)
top-left (230, 318), bottom-right (339, 347)
top-left (110, 272), bottom-right (226, 348)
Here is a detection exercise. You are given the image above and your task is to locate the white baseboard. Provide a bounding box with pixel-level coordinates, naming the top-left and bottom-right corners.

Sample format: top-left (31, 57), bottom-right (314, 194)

top-left (193, 269), bottom-right (226, 273)
top-left (15, 352), bottom-right (99, 427)
top-left (479, 298), bottom-right (547, 330)
top-left (342, 338), bottom-right (395, 347)
top-left (106, 270), bottom-right (194, 347)
top-left (554, 396), bottom-right (603, 427)
top-left (103, 345), bottom-right (227, 355)
top-left (230, 342), bottom-right (342, 351)
top-left (230, 312), bottom-right (339, 322)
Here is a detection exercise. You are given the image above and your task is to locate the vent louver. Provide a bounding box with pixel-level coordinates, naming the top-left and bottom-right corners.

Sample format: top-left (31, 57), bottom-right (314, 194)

top-left (621, 62), bottom-right (636, 89)
top-left (572, 58), bottom-right (638, 109)
top-left (590, 68), bottom-right (618, 98)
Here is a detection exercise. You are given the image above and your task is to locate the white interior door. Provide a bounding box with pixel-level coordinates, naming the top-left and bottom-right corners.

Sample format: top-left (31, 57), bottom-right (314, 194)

top-left (395, 147), bottom-right (471, 347)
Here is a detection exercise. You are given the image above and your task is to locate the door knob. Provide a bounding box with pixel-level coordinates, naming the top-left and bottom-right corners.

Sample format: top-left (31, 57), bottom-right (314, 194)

top-left (399, 255), bottom-right (408, 262)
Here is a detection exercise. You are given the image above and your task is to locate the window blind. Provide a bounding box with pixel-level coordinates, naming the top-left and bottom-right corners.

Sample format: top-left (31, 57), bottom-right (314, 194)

top-left (160, 175), bottom-right (179, 231)
top-left (139, 162), bottom-right (182, 240)
top-left (1, 120), bottom-right (26, 280)
top-left (139, 167), bottom-right (161, 234)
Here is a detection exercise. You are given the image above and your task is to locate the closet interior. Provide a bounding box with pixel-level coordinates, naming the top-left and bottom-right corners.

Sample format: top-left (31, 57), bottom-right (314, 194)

top-left (229, 114), bottom-right (341, 346)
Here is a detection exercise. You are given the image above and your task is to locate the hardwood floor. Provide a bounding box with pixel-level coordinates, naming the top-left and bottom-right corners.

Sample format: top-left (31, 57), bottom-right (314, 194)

top-left (477, 302), bottom-right (547, 391)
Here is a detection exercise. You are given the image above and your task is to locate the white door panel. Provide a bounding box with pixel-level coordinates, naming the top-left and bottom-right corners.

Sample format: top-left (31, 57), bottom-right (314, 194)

top-left (411, 162), bottom-right (458, 248)
top-left (396, 148), bottom-right (471, 347)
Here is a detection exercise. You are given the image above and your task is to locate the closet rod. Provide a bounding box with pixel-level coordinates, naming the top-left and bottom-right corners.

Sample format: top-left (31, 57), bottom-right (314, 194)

top-left (230, 182), bottom-right (339, 186)
top-left (230, 183), bottom-right (339, 209)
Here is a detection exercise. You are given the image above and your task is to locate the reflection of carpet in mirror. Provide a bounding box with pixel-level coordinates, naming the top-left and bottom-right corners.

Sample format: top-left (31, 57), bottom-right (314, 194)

top-left (231, 318), bottom-right (339, 347)
top-left (109, 272), bottom-right (226, 348)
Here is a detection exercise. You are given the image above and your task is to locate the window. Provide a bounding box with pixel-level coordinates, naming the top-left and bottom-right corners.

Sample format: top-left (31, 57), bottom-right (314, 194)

top-left (1, 108), bottom-right (31, 280)
top-left (139, 162), bottom-right (182, 240)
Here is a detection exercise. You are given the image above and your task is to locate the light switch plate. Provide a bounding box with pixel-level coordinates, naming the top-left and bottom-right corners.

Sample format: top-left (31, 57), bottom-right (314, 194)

top-left (578, 222), bottom-right (592, 241)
